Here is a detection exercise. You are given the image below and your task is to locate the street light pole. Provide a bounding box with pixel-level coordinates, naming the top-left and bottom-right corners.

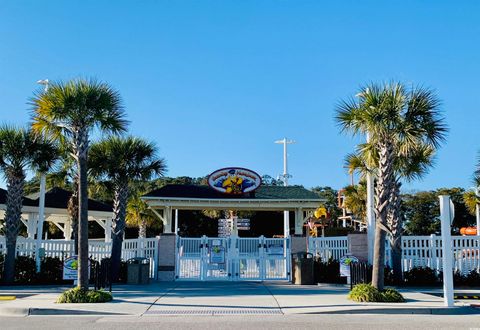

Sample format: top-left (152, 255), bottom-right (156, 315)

top-left (35, 79), bottom-right (49, 272)
top-left (275, 138), bottom-right (295, 237)
top-left (366, 132), bottom-right (375, 264)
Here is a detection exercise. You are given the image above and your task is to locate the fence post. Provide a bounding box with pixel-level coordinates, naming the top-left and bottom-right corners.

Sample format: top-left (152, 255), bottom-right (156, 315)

top-left (429, 234), bottom-right (437, 271)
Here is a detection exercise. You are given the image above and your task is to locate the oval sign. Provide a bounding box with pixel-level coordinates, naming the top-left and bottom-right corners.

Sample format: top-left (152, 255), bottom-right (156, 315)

top-left (208, 167), bottom-right (262, 194)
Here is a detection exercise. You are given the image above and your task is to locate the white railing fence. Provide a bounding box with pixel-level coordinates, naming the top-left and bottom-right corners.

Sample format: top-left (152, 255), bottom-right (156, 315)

top-left (0, 236), bottom-right (159, 279)
top-left (308, 236), bottom-right (348, 262)
top-left (308, 235), bottom-right (480, 274)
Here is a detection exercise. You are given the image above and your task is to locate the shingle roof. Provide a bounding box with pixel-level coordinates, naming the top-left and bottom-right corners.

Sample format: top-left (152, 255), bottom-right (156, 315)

top-left (27, 187), bottom-right (112, 212)
top-left (0, 188), bottom-right (38, 207)
top-left (143, 184), bottom-right (321, 200)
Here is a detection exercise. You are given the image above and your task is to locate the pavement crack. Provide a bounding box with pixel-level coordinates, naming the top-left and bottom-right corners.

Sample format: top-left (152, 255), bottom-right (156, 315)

top-left (141, 284), bottom-right (179, 316)
top-left (262, 283), bottom-right (284, 315)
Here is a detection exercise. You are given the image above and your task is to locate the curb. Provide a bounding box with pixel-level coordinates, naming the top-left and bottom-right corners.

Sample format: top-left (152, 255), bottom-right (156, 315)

top-left (301, 306), bottom-right (480, 315)
top-left (0, 307), bottom-right (30, 317)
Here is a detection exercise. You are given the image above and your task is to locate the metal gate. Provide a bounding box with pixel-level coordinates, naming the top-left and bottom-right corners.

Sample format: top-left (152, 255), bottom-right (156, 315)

top-left (176, 235), bottom-right (290, 281)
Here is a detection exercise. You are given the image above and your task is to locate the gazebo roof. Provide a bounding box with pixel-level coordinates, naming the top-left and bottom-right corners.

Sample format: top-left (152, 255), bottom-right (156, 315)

top-left (0, 188), bottom-right (38, 207)
top-left (142, 184), bottom-right (323, 211)
top-left (27, 187), bottom-right (112, 212)
top-left (144, 184), bottom-right (320, 200)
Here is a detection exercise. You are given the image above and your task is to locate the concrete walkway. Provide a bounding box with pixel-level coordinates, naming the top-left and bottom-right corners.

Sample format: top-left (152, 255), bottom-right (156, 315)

top-left (0, 282), bottom-right (479, 316)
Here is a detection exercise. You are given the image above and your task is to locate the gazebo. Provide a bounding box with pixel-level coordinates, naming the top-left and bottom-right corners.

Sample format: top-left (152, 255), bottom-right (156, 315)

top-left (142, 184), bottom-right (324, 236)
top-left (0, 187), bottom-right (113, 242)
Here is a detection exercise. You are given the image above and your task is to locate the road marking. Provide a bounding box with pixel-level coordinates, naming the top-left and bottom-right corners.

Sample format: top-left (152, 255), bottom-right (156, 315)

top-left (0, 296), bottom-right (16, 300)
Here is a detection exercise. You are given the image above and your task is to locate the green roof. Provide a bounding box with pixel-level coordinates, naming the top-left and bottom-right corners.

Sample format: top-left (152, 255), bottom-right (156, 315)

top-left (143, 184), bottom-right (321, 200)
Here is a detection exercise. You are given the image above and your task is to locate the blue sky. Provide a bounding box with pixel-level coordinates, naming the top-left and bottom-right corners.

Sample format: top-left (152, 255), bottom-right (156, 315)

top-left (0, 1), bottom-right (479, 191)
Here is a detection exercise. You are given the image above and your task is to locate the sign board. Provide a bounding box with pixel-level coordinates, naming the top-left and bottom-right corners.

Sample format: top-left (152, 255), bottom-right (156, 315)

top-left (339, 255), bottom-right (359, 277)
top-left (209, 245), bottom-right (226, 264)
top-left (267, 244), bottom-right (284, 255)
top-left (63, 256), bottom-right (79, 280)
top-left (208, 167), bottom-right (262, 194)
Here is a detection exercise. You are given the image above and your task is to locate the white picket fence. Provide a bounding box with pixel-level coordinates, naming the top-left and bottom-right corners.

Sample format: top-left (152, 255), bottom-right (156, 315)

top-left (0, 236), bottom-right (159, 279)
top-left (308, 235), bottom-right (480, 274)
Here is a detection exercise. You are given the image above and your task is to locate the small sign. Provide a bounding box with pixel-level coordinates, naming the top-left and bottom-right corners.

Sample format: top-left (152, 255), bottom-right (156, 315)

top-left (209, 245), bottom-right (225, 264)
top-left (63, 256), bottom-right (78, 280)
top-left (339, 255), bottom-right (359, 277)
top-left (267, 244), bottom-right (284, 255)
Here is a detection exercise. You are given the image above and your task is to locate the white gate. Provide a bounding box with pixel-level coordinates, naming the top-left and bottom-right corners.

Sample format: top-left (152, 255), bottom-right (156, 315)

top-left (176, 235), bottom-right (290, 281)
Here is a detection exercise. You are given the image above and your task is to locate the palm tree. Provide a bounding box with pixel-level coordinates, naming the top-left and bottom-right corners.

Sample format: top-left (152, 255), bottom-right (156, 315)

top-left (126, 194), bottom-right (157, 238)
top-left (30, 79), bottom-right (127, 290)
top-left (347, 143), bottom-right (436, 282)
top-left (336, 82), bottom-right (447, 290)
top-left (343, 181), bottom-right (367, 224)
top-left (89, 136), bottom-right (166, 281)
top-left (463, 154), bottom-right (480, 224)
top-left (0, 125), bottom-right (58, 283)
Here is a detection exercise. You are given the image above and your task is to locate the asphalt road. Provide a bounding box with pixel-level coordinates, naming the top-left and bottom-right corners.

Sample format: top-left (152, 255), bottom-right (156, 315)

top-left (1, 314), bottom-right (480, 330)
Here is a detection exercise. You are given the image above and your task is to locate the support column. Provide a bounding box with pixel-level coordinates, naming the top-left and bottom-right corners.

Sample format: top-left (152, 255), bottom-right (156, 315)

top-left (27, 213), bottom-right (38, 239)
top-left (174, 209), bottom-right (179, 234)
top-left (64, 219), bottom-right (72, 240)
top-left (294, 208), bottom-right (303, 235)
top-left (439, 195), bottom-right (454, 307)
top-left (104, 218), bottom-right (112, 242)
top-left (163, 206), bottom-right (172, 233)
top-left (283, 210), bottom-right (290, 237)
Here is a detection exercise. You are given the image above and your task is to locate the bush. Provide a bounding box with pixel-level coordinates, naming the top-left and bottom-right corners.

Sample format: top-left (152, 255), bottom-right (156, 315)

top-left (348, 283), bottom-right (383, 302)
top-left (348, 284), bottom-right (405, 303)
top-left (404, 267), bottom-right (439, 286)
top-left (15, 256), bottom-right (37, 284)
top-left (465, 270), bottom-right (480, 286)
top-left (381, 288), bottom-right (405, 302)
top-left (57, 287), bottom-right (113, 303)
top-left (38, 257), bottom-right (66, 284)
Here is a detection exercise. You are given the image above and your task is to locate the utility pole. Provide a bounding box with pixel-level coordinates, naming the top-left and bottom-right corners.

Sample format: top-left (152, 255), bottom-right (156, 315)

top-left (35, 79), bottom-right (49, 272)
top-left (275, 138), bottom-right (295, 237)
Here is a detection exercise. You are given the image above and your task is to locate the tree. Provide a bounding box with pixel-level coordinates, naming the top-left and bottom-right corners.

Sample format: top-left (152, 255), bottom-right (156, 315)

top-left (88, 136), bottom-right (165, 281)
top-left (30, 79), bottom-right (127, 290)
top-left (403, 191), bottom-right (440, 235)
top-left (311, 186), bottom-right (341, 223)
top-left (126, 194), bottom-right (158, 238)
top-left (0, 125), bottom-right (57, 283)
top-left (346, 142), bottom-right (436, 282)
top-left (342, 181), bottom-right (367, 224)
top-left (336, 82), bottom-right (447, 290)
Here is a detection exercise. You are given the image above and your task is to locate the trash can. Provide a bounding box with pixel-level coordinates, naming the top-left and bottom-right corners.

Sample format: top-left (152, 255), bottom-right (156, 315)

top-left (291, 252), bottom-right (314, 285)
top-left (127, 257), bottom-right (150, 284)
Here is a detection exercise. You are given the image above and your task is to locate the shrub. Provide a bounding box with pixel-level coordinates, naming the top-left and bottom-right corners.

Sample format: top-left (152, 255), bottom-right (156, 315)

top-left (57, 287), bottom-right (113, 303)
top-left (381, 288), bottom-right (405, 302)
top-left (404, 267), bottom-right (439, 286)
top-left (38, 257), bottom-right (66, 284)
top-left (465, 270), bottom-right (480, 286)
top-left (15, 256), bottom-right (37, 284)
top-left (453, 270), bottom-right (468, 286)
top-left (348, 283), bottom-right (382, 302)
top-left (348, 284), bottom-right (405, 303)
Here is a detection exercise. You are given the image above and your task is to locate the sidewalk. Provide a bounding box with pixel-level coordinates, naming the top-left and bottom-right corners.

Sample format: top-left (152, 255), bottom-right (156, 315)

top-left (0, 282), bottom-right (478, 317)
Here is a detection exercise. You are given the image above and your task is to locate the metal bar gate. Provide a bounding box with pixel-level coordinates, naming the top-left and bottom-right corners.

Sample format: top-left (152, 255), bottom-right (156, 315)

top-left (176, 235), bottom-right (291, 281)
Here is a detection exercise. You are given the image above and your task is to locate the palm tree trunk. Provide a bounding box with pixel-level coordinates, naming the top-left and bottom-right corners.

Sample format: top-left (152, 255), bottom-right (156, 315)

top-left (388, 179), bottom-right (403, 283)
top-left (372, 141), bottom-right (395, 291)
top-left (75, 130), bottom-right (89, 290)
top-left (138, 219), bottom-right (147, 238)
top-left (68, 177), bottom-right (79, 255)
top-left (3, 174), bottom-right (25, 284)
top-left (111, 182), bottom-right (129, 282)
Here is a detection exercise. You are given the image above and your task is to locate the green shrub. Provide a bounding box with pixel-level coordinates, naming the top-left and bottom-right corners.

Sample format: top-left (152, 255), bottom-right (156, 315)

top-left (381, 288), bottom-right (405, 302)
top-left (38, 257), bottom-right (66, 284)
top-left (453, 270), bottom-right (468, 286)
top-left (15, 255), bottom-right (37, 284)
top-left (404, 267), bottom-right (439, 286)
top-left (348, 283), bottom-right (383, 302)
top-left (349, 284), bottom-right (405, 303)
top-left (465, 270), bottom-right (480, 286)
top-left (57, 287), bottom-right (113, 303)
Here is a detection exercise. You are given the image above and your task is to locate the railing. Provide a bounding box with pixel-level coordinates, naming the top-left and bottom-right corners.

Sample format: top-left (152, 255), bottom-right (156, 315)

top-left (308, 236), bottom-right (349, 262)
top-left (0, 236), bottom-right (159, 279)
top-left (308, 235), bottom-right (480, 274)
